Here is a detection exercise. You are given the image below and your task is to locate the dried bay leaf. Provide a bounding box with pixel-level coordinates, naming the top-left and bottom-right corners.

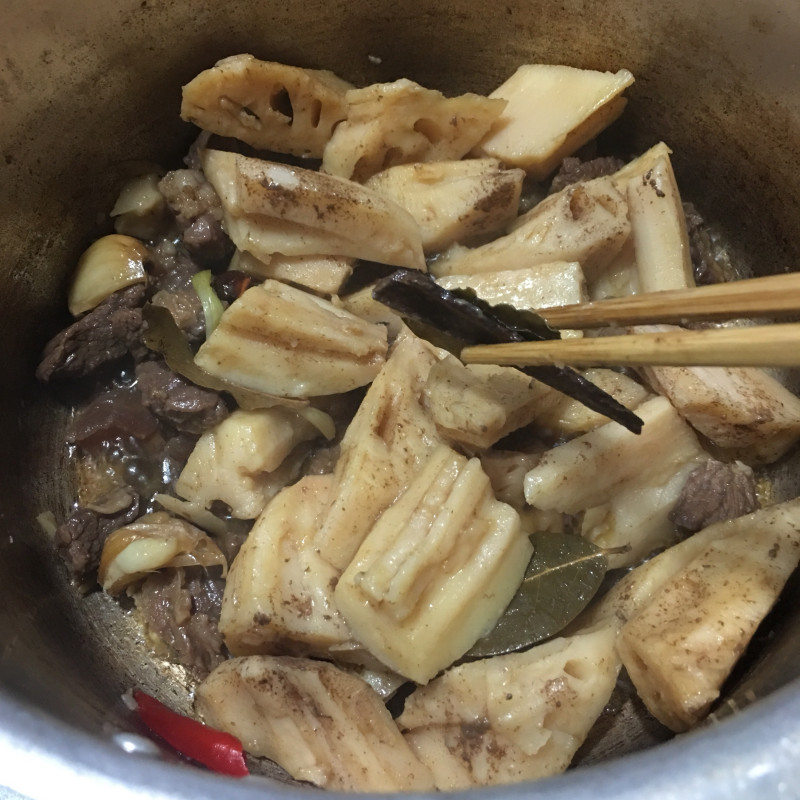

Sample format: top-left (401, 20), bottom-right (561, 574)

top-left (372, 269), bottom-right (643, 433)
top-left (465, 531), bottom-right (608, 659)
top-left (372, 268), bottom-right (555, 346)
top-left (448, 285), bottom-right (560, 342)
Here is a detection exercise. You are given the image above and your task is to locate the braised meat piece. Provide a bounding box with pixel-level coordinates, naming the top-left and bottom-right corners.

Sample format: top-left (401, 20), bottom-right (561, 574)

top-left (670, 459), bottom-right (759, 533)
top-left (68, 387), bottom-right (159, 447)
top-left (182, 211), bottom-right (233, 267)
top-left (132, 567), bottom-right (226, 679)
top-left (159, 169), bottom-right (222, 224)
top-left (36, 284), bottom-right (147, 383)
top-left (56, 495), bottom-right (141, 580)
top-left (148, 239), bottom-right (202, 294)
top-left (146, 239), bottom-right (206, 342)
top-left (135, 359), bottom-right (229, 434)
top-left (150, 288), bottom-right (205, 343)
top-left (158, 169), bottom-right (233, 268)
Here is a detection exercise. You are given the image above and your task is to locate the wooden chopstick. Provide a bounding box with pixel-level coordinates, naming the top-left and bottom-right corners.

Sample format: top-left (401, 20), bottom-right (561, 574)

top-left (461, 323), bottom-right (800, 368)
top-left (538, 272), bottom-right (800, 329)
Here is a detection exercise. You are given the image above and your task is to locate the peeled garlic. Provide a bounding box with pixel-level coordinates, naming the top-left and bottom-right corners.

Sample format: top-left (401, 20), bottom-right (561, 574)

top-left (110, 173), bottom-right (167, 239)
top-left (98, 511), bottom-right (226, 594)
top-left (68, 234), bottom-right (149, 316)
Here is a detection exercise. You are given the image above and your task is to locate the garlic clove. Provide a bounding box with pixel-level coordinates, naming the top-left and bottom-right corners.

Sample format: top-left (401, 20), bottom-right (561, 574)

top-left (68, 233), bottom-right (149, 316)
top-left (99, 511), bottom-right (226, 594)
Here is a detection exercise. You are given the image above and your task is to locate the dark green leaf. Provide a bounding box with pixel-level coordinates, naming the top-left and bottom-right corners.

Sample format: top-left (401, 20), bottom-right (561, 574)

top-left (372, 269), bottom-right (518, 344)
top-left (446, 286), bottom-right (559, 342)
top-left (465, 532), bottom-right (608, 659)
top-left (372, 270), bottom-right (643, 434)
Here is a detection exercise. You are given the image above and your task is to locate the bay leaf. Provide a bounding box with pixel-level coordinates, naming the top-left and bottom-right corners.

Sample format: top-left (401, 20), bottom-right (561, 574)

top-left (446, 285), bottom-right (560, 342)
top-left (465, 531), bottom-right (607, 659)
top-left (372, 269), bottom-right (643, 434)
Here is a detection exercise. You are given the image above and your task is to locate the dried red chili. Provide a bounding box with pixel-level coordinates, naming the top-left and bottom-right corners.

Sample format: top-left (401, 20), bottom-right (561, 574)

top-left (133, 689), bottom-right (249, 777)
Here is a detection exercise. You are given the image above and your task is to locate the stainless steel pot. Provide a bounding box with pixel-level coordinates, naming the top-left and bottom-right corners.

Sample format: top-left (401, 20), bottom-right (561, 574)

top-left (2, 0), bottom-right (800, 797)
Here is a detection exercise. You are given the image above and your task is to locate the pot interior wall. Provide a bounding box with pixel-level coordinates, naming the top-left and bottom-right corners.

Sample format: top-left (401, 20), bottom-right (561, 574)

top-left (2, 0), bottom-right (800, 784)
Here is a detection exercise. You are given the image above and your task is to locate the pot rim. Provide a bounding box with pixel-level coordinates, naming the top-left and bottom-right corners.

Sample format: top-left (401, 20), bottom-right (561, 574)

top-left (2, 677), bottom-right (798, 800)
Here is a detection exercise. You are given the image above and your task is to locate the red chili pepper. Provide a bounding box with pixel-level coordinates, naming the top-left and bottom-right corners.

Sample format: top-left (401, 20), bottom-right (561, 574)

top-left (133, 689), bottom-right (249, 777)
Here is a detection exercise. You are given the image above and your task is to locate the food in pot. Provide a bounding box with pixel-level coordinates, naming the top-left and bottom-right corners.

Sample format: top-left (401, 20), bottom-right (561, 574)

top-left (36, 54), bottom-right (800, 791)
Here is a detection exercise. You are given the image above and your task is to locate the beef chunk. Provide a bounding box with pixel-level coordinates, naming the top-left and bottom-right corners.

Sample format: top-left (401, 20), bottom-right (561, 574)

top-left (549, 156), bottom-right (626, 195)
top-left (158, 169), bottom-right (222, 224)
top-left (670, 459), bottom-right (759, 533)
top-left (69, 387), bottom-right (159, 447)
top-left (150, 288), bottom-right (205, 342)
top-left (132, 567), bottom-right (226, 679)
top-left (159, 432), bottom-right (202, 489)
top-left (182, 211), bottom-right (234, 267)
top-left (148, 239), bottom-right (201, 294)
top-left (135, 359), bottom-right (229, 434)
top-left (158, 169), bottom-right (232, 268)
top-left (56, 495), bottom-right (140, 580)
top-left (37, 284), bottom-right (147, 383)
